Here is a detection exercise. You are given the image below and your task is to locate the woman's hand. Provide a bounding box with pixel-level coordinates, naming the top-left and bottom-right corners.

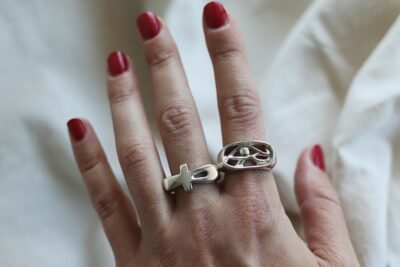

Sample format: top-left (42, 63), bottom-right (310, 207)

top-left (67, 2), bottom-right (360, 266)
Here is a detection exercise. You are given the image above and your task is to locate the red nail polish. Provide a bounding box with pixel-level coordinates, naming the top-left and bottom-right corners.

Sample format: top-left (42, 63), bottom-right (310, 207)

top-left (67, 118), bottom-right (86, 141)
top-left (204, 1), bottom-right (228, 29)
top-left (311, 145), bottom-right (326, 172)
top-left (137, 12), bottom-right (161, 40)
top-left (107, 51), bottom-right (128, 77)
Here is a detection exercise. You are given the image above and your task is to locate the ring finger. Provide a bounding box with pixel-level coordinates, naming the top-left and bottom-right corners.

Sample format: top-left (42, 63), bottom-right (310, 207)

top-left (137, 12), bottom-right (220, 205)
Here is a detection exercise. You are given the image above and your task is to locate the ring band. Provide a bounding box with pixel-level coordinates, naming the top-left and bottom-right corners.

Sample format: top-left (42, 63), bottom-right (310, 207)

top-left (217, 140), bottom-right (277, 172)
top-left (162, 141), bottom-right (276, 193)
top-left (163, 164), bottom-right (219, 193)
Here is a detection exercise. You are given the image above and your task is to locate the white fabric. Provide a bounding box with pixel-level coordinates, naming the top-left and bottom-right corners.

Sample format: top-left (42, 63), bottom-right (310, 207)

top-left (0, 0), bottom-right (398, 266)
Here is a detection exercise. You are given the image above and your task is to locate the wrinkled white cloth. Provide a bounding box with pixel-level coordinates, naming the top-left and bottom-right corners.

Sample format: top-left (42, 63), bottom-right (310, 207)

top-left (0, 0), bottom-right (398, 266)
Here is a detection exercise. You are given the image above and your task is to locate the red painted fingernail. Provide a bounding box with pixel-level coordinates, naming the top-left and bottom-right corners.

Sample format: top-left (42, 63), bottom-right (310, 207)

top-left (107, 51), bottom-right (128, 77)
top-left (137, 12), bottom-right (161, 40)
top-left (311, 144), bottom-right (326, 172)
top-left (204, 1), bottom-right (228, 29)
top-left (67, 118), bottom-right (86, 141)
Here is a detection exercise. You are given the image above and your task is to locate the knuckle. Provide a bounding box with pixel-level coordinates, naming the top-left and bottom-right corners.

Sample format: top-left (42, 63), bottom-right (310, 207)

top-left (77, 150), bottom-right (104, 175)
top-left (313, 185), bottom-right (342, 209)
top-left (328, 259), bottom-right (346, 267)
top-left (221, 90), bottom-right (261, 130)
top-left (189, 206), bottom-right (215, 243)
top-left (150, 222), bottom-right (178, 266)
top-left (251, 200), bottom-right (281, 237)
top-left (233, 190), bottom-right (281, 238)
top-left (108, 79), bottom-right (136, 104)
top-left (93, 191), bottom-right (120, 221)
top-left (118, 140), bottom-right (152, 172)
top-left (314, 248), bottom-right (347, 267)
top-left (211, 45), bottom-right (243, 62)
top-left (159, 105), bottom-right (195, 137)
top-left (154, 235), bottom-right (178, 266)
top-left (255, 211), bottom-right (281, 239)
top-left (146, 47), bottom-right (178, 70)
top-left (300, 188), bottom-right (343, 225)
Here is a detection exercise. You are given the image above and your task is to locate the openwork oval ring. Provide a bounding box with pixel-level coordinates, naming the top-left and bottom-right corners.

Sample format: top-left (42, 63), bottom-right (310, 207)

top-left (217, 140), bottom-right (277, 172)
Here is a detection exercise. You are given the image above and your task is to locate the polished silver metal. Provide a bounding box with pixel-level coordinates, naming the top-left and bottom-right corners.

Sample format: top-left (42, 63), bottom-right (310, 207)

top-left (163, 164), bottom-right (219, 192)
top-left (217, 140), bottom-right (276, 172)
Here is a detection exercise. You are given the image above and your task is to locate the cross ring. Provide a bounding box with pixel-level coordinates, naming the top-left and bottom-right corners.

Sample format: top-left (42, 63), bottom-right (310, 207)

top-left (163, 164), bottom-right (220, 193)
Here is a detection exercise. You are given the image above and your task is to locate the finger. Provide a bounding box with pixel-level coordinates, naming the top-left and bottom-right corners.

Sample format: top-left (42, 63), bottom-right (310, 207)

top-left (203, 2), bottom-right (265, 142)
top-left (137, 12), bottom-right (219, 201)
top-left (203, 2), bottom-right (272, 195)
top-left (106, 52), bottom-right (171, 231)
top-left (67, 118), bottom-right (139, 264)
top-left (295, 145), bottom-right (359, 267)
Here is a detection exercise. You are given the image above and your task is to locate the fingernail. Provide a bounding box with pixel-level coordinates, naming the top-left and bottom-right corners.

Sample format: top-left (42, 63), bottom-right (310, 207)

top-left (107, 51), bottom-right (128, 77)
top-left (311, 144), bottom-right (326, 172)
top-left (67, 118), bottom-right (86, 141)
top-left (204, 1), bottom-right (228, 29)
top-left (137, 12), bottom-right (161, 40)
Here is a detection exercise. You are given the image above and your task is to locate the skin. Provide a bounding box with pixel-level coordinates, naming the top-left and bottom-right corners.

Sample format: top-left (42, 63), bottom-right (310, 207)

top-left (68, 7), bottom-right (361, 267)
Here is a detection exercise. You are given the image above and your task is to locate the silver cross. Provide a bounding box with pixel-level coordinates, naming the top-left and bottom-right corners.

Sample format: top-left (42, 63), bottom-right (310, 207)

top-left (163, 164), bottom-right (219, 192)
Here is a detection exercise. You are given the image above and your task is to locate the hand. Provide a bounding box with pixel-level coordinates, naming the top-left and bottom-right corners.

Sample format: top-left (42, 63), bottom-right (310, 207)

top-left (67, 2), bottom-right (360, 266)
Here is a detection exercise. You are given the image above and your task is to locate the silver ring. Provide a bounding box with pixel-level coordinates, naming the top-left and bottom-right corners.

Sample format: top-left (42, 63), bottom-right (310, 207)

top-left (163, 164), bottom-right (219, 193)
top-left (217, 140), bottom-right (277, 172)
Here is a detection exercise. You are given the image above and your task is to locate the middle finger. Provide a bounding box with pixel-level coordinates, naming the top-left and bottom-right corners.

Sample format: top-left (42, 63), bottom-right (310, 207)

top-left (137, 12), bottom-right (220, 204)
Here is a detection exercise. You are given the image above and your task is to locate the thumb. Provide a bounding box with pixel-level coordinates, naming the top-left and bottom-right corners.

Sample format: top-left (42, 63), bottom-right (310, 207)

top-left (294, 145), bottom-right (359, 267)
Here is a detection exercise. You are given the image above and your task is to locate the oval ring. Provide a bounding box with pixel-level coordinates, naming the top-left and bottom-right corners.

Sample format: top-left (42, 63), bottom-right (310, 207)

top-left (217, 140), bottom-right (277, 172)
